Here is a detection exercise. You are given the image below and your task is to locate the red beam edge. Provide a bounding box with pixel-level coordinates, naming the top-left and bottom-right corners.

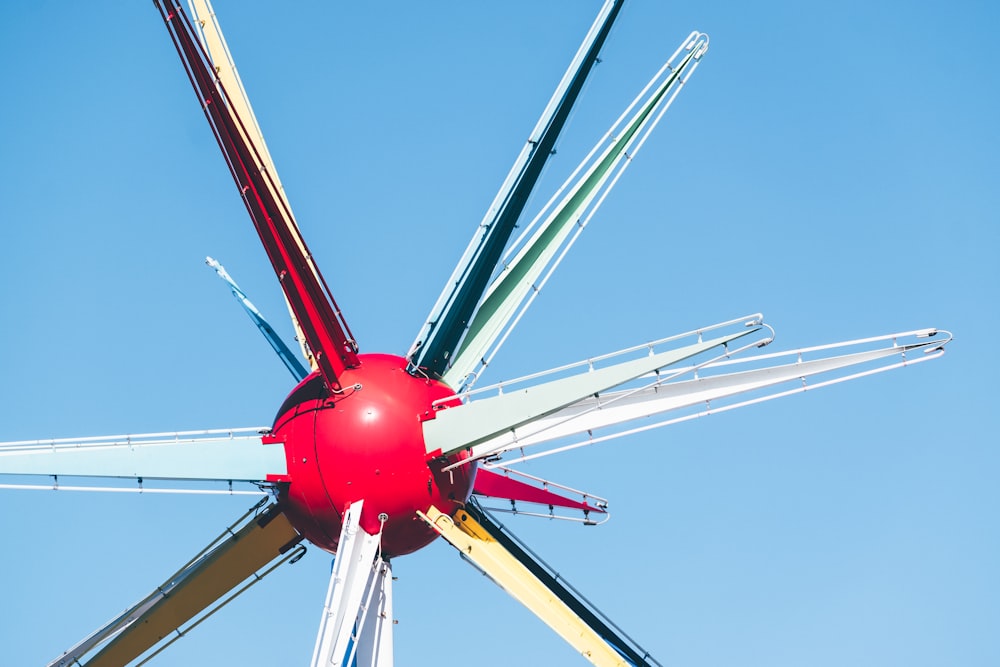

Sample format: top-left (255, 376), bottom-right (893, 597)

top-left (157, 0), bottom-right (359, 391)
top-left (473, 468), bottom-right (607, 514)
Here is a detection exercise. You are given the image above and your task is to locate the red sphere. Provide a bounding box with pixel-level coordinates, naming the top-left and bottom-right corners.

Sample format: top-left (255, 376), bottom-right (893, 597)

top-left (272, 354), bottom-right (475, 556)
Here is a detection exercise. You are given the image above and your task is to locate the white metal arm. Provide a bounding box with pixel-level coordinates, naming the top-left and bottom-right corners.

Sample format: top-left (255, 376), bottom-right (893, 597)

top-left (311, 501), bottom-right (393, 667)
top-left (444, 32), bottom-right (710, 391)
top-left (0, 427), bottom-right (284, 489)
top-left (426, 316), bottom-right (767, 460)
top-left (454, 325), bottom-right (950, 467)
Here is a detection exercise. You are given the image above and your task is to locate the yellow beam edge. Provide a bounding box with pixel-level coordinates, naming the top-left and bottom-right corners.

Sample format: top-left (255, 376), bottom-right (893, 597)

top-left (84, 508), bottom-right (300, 667)
top-left (419, 505), bottom-right (629, 667)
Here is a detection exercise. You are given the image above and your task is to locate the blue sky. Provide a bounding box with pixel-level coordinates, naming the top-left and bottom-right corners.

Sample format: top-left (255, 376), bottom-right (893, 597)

top-left (1, 2), bottom-right (997, 666)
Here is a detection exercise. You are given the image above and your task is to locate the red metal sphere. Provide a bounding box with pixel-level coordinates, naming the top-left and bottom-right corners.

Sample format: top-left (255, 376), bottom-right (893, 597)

top-left (270, 354), bottom-right (475, 557)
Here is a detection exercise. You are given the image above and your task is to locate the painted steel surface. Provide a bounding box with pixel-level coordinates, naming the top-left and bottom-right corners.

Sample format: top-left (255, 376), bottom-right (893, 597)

top-left (424, 328), bottom-right (759, 458)
top-left (0, 429), bottom-right (284, 482)
top-left (443, 32), bottom-right (709, 390)
top-left (189, 0), bottom-right (319, 372)
top-left (206, 256), bottom-right (308, 381)
top-left (310, 501), bottom-right (382, 667)
top-left (353, 558), bottom-right (394, 667)
top-left (51, 503), bottom-right (300, 667)
top-left (420, 505), bottom-right (632, 667)
top-left (409, 0), bottom-right (625, 379)
top-left (272, 354), bottom-right (475, 556)
top-left (473, 468), bottom-right (606, 515)
top-left (157, 0), bottom-right (358, 392)
top-left (467, 329), bottom-right (953, 464)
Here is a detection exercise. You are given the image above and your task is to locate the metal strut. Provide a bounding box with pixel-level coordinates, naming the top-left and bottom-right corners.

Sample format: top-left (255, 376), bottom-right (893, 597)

top-left (408, 0), bottom-right (626, 380)
top-left (419, 501), bottom-right (660, 667)
top-left (155, 0), bottom-right (358, 392)
top-left (206, 256), bottom-right (309, 381)
top-left (49, 502), bottom-right (303, 667)
top-left (311, 501), bottom-right (394, 667)
top-left (442, 31), bottom-right (710, 392)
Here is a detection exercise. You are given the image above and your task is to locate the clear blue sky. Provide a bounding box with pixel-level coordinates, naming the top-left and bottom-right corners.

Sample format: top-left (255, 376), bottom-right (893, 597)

top-left (1, 2), bottom-right (997, 666)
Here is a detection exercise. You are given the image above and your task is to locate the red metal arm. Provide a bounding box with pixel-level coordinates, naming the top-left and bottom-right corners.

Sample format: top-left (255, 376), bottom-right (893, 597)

top-left (156, 1), bottom-right (359, 391)
top-left (473, 468), bottom-right (606, 515)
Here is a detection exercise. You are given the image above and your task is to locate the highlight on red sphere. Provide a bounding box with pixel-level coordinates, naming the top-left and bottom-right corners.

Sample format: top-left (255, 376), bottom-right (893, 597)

top-left (269, 354), bottom-right (475, 556)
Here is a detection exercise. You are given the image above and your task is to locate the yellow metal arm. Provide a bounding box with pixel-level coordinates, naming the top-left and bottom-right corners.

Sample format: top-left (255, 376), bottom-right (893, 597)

top-left (418, 505), bottom-right (631, 667)
top-left (52, 503), bottom-right (301, 667)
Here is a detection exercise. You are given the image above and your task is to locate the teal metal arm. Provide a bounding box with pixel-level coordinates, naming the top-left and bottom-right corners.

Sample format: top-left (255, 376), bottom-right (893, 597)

top-left (408, 0), bottom-right (625, 379)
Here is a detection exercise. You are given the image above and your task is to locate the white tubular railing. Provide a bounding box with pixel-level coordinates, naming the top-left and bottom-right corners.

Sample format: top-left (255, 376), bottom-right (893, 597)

top-left (485, 328), bottom-right (951, 467)
top-left (0, 427), bottom-right (269, 453)
top-left (441, 313), bottom-right (768, 406)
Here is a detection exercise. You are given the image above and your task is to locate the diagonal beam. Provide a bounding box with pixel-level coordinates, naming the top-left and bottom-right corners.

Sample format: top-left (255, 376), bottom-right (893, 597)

top-left (424, 327), bottom-right (761, 458)
top-left (408, 0), bottom-right (625, 379)
top-left (155, 1), bottom-right (358, 392)
top-left (443, 32), bottom-right (709, 391)
top-left (352, 559), bottom-right (394, 667)
top-left (206, 257), bottom-right (309, 381)
top-left (419, 504), bottom-right (653, 667)
top-left (473, 328), bottom-right (952, 465)
top-left (190, 0), bottom-right (318, 373)
top-left (310, 501), bottom-right (388, 667)
top-left (49, 503), bottom-right (301, 667)
top-left (473, 468), bottom-right (607, 516)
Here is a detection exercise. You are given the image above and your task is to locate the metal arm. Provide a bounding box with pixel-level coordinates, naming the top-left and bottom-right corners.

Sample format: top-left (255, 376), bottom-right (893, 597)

top-left (206, 256), bottom-right (309, 381)
top-left (48, 502), bottom-right (302, 667)
top-left (408, 0), bottom-right (625, 380)
top-left (419, 502), bottom-right (660, 667)
top-left (424, 316), bottom-right (766, 459)
top-left (0, 427), bottom-right (284, 487)
top-left (464, 326), bottom-right (952, 467)
top-left (156, 0), bottom-right (358, 392)
top-left (443, 31), bottom-right (709, 391)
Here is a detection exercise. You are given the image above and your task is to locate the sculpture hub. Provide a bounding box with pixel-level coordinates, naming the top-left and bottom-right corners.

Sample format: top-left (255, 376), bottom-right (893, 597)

top-left (273, 354), bottom-right (475, 556)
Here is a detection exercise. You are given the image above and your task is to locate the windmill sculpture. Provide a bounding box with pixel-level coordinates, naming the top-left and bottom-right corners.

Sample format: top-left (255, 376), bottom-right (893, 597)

top-left (0, 1), bottom-right (951, 666)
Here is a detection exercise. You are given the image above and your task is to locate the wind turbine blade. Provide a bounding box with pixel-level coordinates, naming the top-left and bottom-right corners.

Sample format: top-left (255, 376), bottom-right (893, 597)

top-left (472, 328), bottom-right (952, 466)
top-left (156, 1), bottom-right (358, 393)
top-left (206, 256), bottom-right (309, 381)
top-left (419, 502), bottom-right (658, 667)
top-left (443, 32), bottom-right (709, 391)
top-left (423, 319), bottom-right (767, 458)
top-left (48, 502), bottom-right (302, 667)
top-left (408, 0), bottom-right (625, 379)
top-left (0, 428), bottom-right (285, 485)
top-left (311, 501), bottom-right (392, 667)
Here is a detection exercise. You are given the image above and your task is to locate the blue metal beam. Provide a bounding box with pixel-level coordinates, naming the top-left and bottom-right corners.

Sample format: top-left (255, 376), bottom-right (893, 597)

top-left (207, 256), bottom-right (309, 382)
top-left (408, 0), bottom-right (625, 379)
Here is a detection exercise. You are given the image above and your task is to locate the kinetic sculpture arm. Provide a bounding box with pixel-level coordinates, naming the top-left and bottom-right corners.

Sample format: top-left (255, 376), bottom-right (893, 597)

top-left (156, 0), bottom-right (357, 392)
top-left (310, 501), bottom-right (394, 667)
top-left (424, 317), bottom-right (765, 458)
top-left (0, 428), bottom-right (284, 487)
top-left (188, 0), bottom-right (317, 373)
top-left (47, 502), bottom-right (303, 667)
top-left (420, 502), bottom-right (656, 667)
top-left (206, 256), bottom-right (309, 381)
top-left (443, 32), bottom-right (709, 391)
top-left (447, 326), bottom-right (952, 467)
top-left (408, 0), bottom-right (625, 379)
